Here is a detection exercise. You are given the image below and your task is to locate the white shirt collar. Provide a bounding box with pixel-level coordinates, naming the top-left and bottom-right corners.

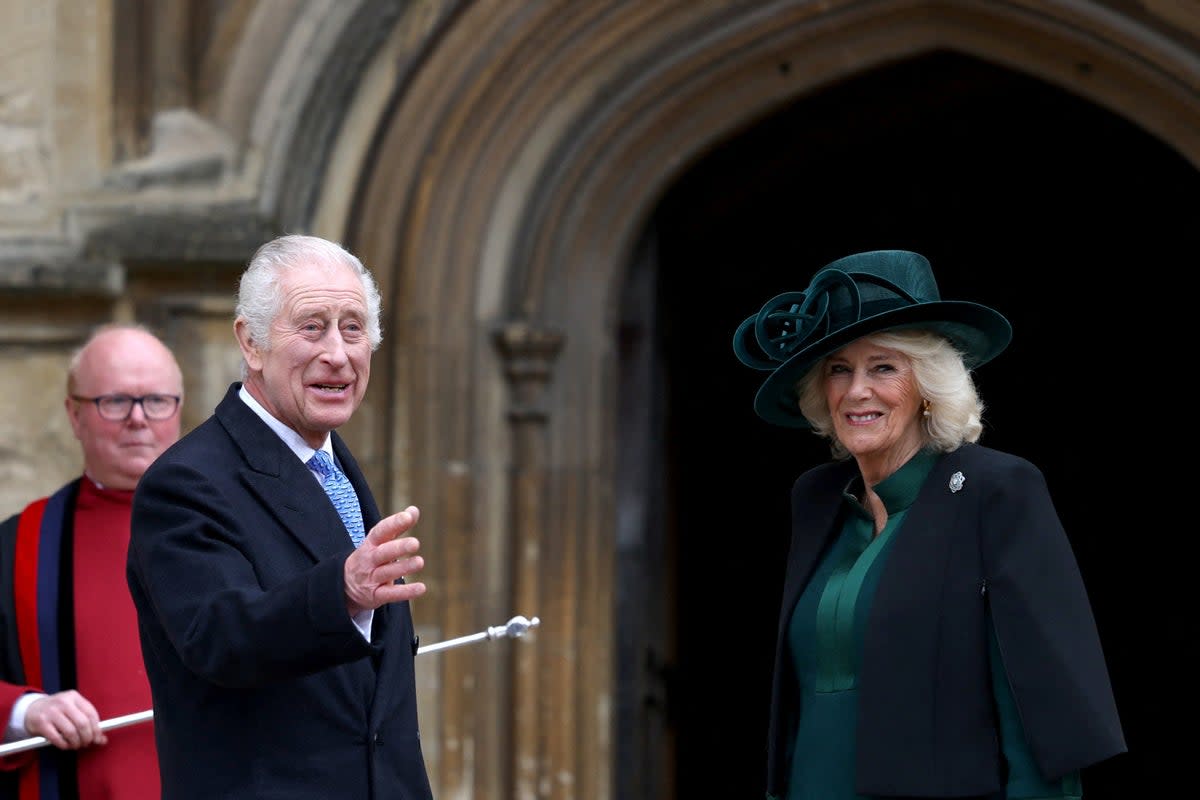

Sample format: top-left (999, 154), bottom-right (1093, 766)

top-left (237, 384), bottom-right (331, 465)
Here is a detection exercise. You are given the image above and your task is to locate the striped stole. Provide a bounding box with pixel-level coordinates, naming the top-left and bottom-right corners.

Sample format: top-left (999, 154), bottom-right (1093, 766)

top-left (13, 482), bottom-right (75, 800)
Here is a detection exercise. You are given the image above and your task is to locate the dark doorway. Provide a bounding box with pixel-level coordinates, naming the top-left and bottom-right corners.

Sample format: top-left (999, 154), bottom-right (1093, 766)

top-left (643, 50), bottom-right (1194, 799)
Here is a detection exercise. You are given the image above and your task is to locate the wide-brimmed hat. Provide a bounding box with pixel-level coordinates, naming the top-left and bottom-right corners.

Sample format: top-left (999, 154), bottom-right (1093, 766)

top-left (732, 249), bottom-right (1012, 428)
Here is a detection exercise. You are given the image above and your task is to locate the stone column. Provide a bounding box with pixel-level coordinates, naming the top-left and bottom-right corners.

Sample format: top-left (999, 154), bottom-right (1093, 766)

top-left (493, 321), bottom-right (564, 800)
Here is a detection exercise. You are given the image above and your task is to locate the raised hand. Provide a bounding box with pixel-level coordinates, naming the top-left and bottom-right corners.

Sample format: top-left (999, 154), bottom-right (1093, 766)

top-left (343, 504), bottom-right (427, 614)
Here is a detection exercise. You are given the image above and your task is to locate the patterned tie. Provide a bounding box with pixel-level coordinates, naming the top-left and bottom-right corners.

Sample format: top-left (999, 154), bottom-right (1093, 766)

top-left (308, 449), bottom-right (366, 547)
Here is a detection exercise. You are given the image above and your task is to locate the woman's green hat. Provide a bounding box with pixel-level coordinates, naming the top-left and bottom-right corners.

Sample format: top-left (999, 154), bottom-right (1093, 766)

top-left (732, 249), bottom-right (1012, 428)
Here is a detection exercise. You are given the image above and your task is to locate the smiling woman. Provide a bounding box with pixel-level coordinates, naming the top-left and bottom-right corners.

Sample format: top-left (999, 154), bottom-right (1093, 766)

top-left (732, 250), bottom-right (1125, 800)
top-left (816, 337), bottom-right (924, 491)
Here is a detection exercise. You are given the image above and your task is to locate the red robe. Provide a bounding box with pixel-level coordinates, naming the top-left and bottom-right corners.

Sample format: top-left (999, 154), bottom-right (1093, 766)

top-left (0, 477), bottom-right (159, 800)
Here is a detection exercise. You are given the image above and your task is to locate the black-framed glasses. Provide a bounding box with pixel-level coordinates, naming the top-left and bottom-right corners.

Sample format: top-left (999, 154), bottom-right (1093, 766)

top-left (71, 393), bottom-right (181, 421)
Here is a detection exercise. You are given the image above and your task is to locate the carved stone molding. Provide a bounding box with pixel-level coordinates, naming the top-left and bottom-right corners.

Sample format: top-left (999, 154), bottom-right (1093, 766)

top-left (491, 319), bottom-right (566, 799)
top-left (81, 202), bottom-right (278, 264)
top-left (0, 259), bottom-right (124, 296)
top-left (492, 320), bottom-right (565, 428)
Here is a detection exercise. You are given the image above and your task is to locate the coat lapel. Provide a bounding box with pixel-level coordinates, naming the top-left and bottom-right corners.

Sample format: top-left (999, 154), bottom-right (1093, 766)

top-left (778, 460), bottom-right (856, 633)
top-left (214, 387), bottom-right (355, 562)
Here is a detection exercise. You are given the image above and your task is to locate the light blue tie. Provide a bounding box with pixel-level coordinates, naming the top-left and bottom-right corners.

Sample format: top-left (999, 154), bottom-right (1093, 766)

top-left (308, 449), bottom-right (366, 547)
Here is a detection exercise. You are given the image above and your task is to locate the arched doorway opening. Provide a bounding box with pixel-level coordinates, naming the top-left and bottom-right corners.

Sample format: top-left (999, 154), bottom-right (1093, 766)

top-left (622, 49), bottom-right (1195, 799)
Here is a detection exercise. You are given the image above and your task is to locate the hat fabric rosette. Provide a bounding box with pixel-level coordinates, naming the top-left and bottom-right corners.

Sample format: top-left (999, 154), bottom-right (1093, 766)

top-left (732, 249), bottom-right (1012, 428)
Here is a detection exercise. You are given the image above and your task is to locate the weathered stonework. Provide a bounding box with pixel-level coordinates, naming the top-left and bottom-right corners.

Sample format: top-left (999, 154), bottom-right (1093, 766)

top-left (0, 2), bottom-right (1194, 798)
top-left (0, 342), bottom-right (83, 519)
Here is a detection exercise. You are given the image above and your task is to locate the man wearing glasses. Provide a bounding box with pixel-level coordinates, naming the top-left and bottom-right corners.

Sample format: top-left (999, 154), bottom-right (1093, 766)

top-left (0, 323), bottom-right (183, 799)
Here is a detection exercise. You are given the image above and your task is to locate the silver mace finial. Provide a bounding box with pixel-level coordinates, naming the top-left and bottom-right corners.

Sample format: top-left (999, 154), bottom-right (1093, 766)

top-left (0, 613), bottom-right (540, 757)
top-left (415, 614), bottom-right (540, 655)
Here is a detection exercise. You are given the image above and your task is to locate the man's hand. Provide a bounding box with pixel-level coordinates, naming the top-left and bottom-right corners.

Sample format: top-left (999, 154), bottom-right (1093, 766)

top-left (24, 690), bottom-right (107, 750)
top-left (344, 504), bottom-right (427, 614)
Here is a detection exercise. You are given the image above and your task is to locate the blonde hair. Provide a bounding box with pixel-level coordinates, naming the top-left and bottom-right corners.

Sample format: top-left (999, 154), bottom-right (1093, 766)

top-left (795, 329), bottom-right (985, 460)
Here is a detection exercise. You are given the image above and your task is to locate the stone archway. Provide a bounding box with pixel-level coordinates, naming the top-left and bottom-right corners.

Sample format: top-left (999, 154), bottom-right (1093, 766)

top-left (330, 2), bottom-right (1198, 798)
top-left (1, 2), bottom-right (1193, 796)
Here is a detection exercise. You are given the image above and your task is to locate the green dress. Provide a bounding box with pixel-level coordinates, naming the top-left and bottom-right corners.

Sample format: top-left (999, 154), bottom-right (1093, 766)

top-left (783, 450), bottom-right (1082, 800)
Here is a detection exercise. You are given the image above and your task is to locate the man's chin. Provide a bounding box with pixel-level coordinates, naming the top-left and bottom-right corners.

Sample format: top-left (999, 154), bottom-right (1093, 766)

top-left (300, 415), bottom-right (352, 442)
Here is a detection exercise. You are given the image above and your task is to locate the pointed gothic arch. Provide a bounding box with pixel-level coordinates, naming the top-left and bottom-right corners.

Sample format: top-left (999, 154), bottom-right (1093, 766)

top-left (294, 2), bottom-right (1197, 797)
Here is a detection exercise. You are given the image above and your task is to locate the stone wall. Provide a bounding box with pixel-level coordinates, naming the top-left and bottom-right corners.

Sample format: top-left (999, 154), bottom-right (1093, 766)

top-left (0, 260), bottom-right (243, 519)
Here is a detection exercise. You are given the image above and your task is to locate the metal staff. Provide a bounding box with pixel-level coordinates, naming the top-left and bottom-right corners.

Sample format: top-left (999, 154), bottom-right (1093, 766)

top-left (416, 613), bottom-right (539, 654)
top-left (0, 614), bottom-right (539, 757)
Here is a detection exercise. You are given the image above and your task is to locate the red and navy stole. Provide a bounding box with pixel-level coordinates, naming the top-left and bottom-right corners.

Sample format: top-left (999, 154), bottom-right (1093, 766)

top-left (13, 482), bottom-right (76, 800)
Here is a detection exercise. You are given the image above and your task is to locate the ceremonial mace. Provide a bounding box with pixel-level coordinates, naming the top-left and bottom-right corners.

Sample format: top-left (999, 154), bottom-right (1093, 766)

top-left (0, 614), bottom-right (539, 757)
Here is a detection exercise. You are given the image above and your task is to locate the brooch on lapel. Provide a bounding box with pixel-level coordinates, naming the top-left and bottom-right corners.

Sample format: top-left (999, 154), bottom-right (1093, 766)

top-left (949, 471), bottom-right (966, 493)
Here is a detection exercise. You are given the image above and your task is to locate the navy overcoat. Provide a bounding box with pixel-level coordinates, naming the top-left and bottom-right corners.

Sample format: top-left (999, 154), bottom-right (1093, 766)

top-left (128, 383), bottom-right (433, 800)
